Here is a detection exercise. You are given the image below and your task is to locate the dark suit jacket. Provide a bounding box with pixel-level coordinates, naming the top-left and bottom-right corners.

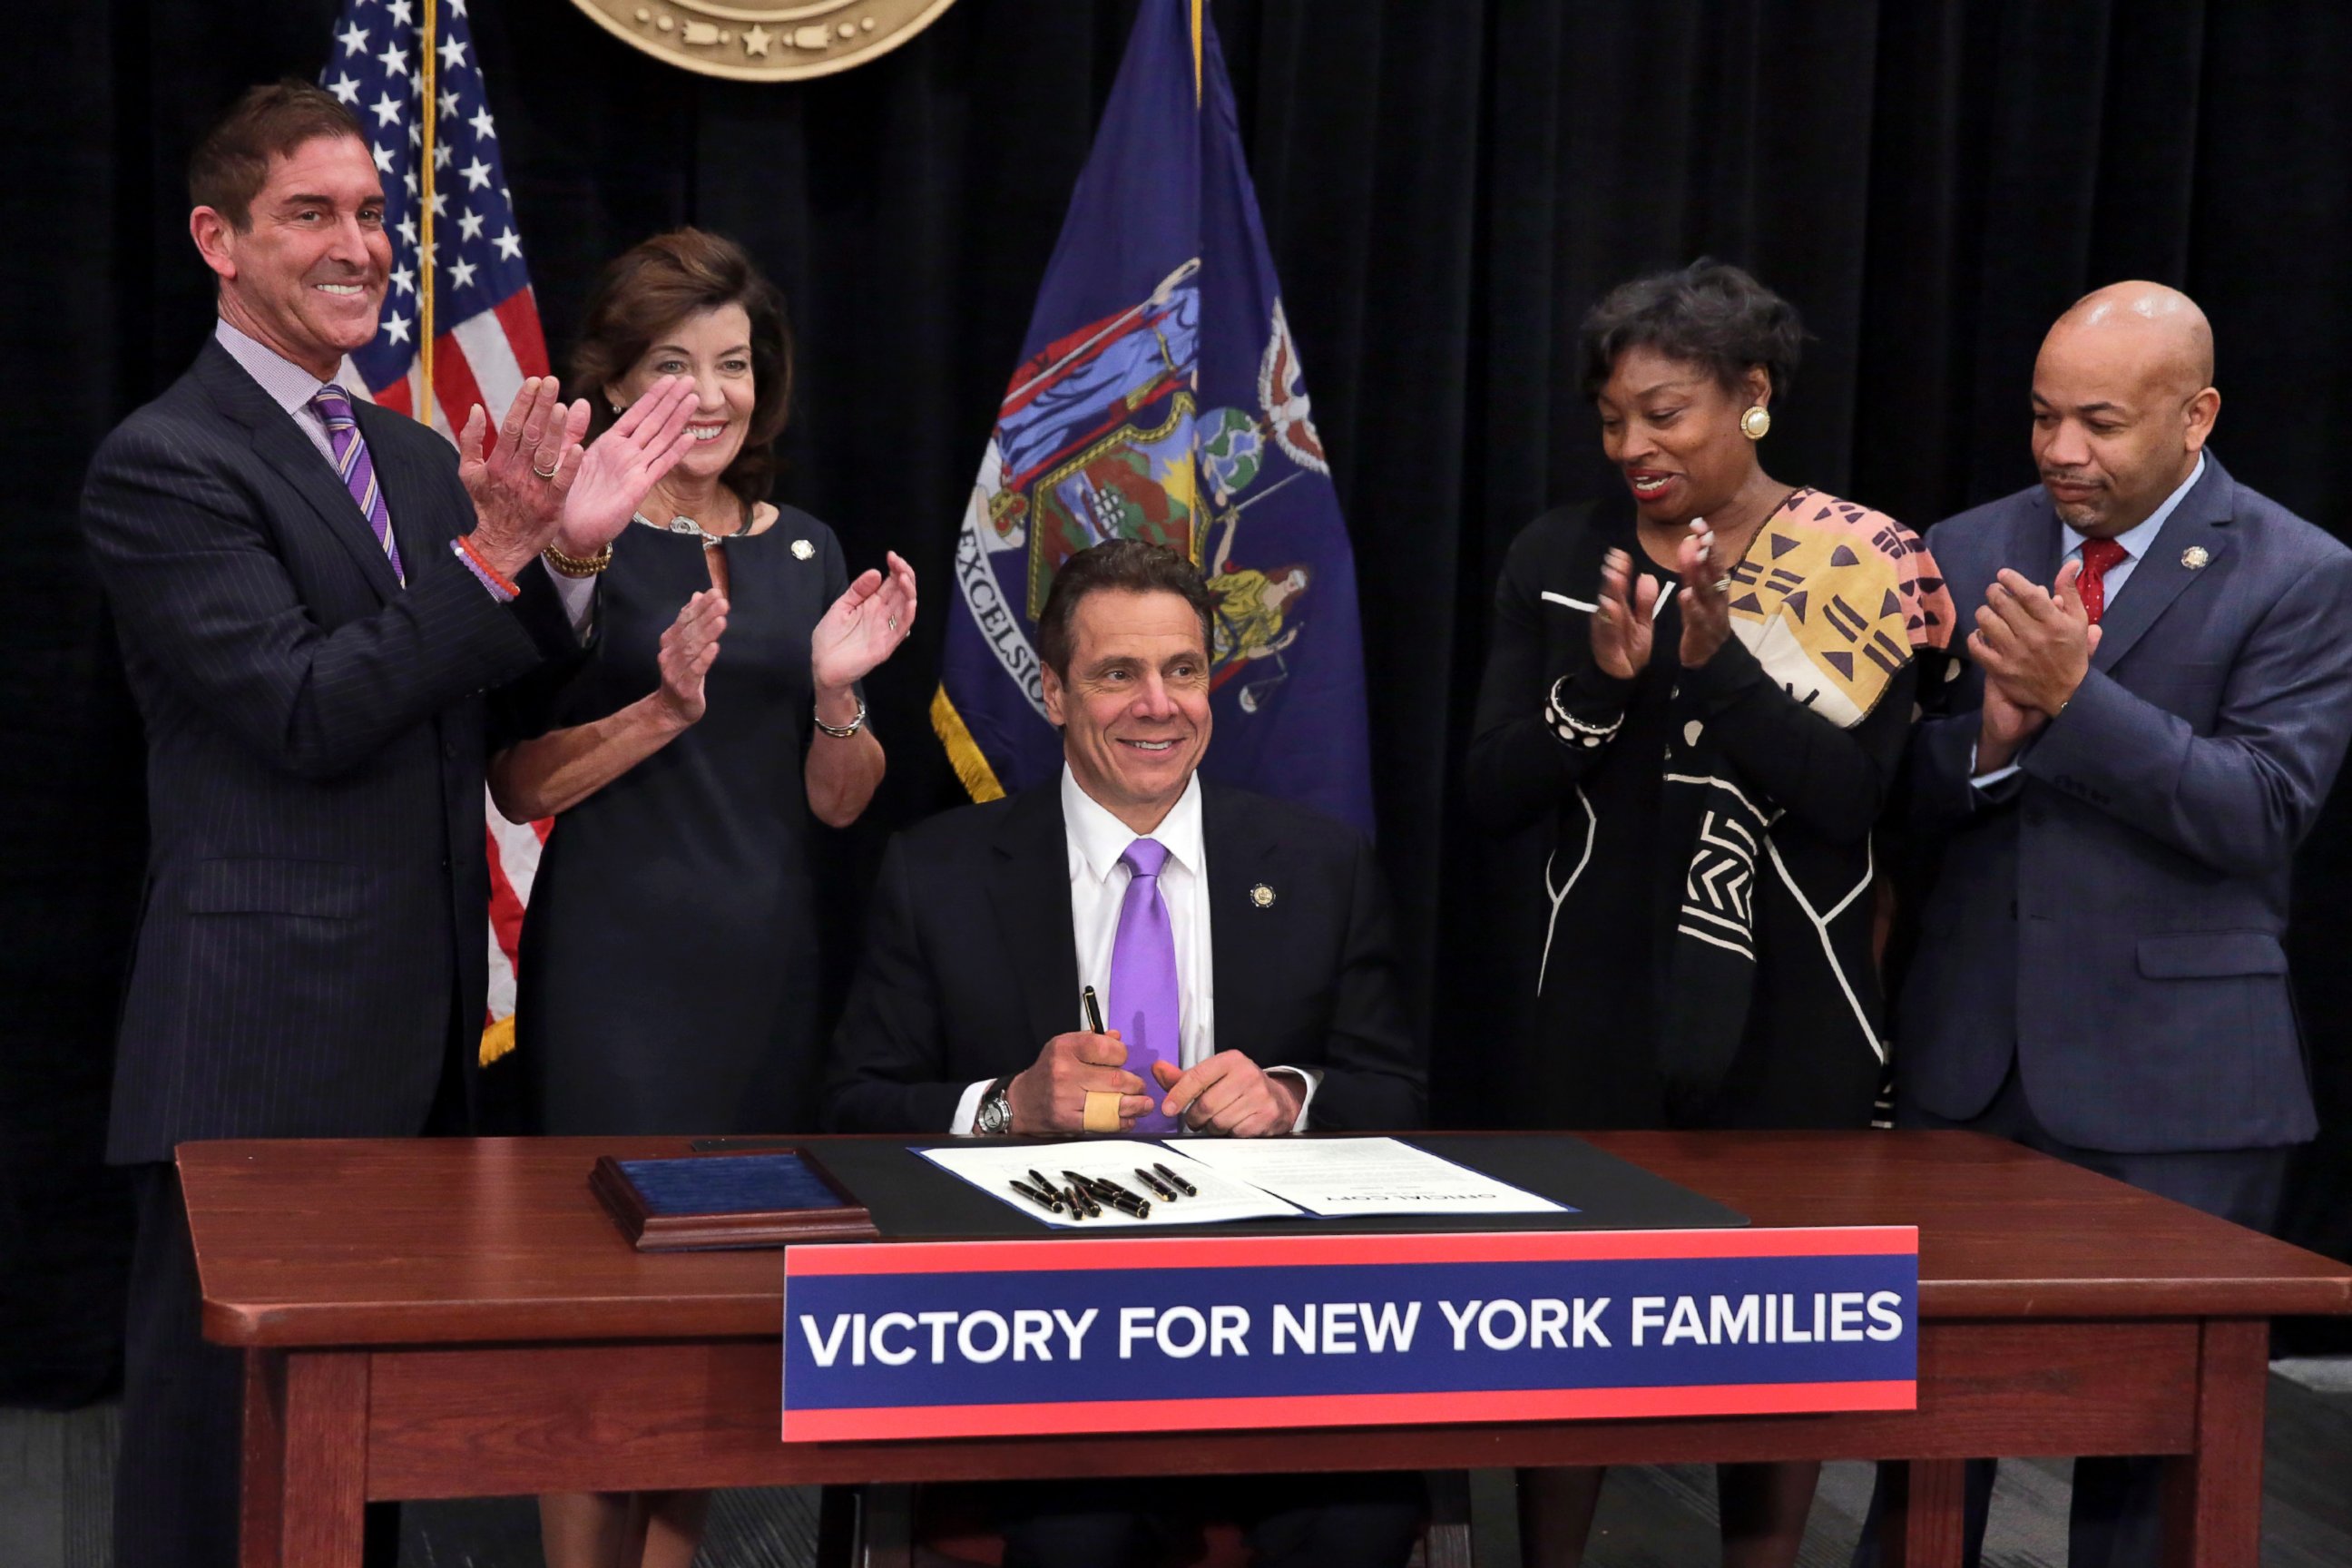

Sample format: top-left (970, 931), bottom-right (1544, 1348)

top-left (1898, 455), bottom-right (2352, 1153)
top-left (83, 338), bottom-right (573, 1162)
top-left (824, 779), bottom-right (1426, 1135)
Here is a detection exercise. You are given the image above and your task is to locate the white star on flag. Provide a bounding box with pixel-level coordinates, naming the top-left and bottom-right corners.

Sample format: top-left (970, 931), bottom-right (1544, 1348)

top-left (494, 228), bottom-right (522, 260)
top-left (457, 209), bottom-right (485, 240)
top-left (377, 42), bottom-right (408, 77)
top-left (461, 157), bottom-right (491, 191)
top-left (370, 142), bottom-right (395, 173)
top-left (391, 263), bottom-right (416, 295)
top-left (449, 258), bottom-right (478, 289)
top-left (329, 73), bottom-right (361, 104)
top-left (439, 35), bottom-right (468, 70)
top-left (338, 22), bottom-right (368, 54)
top-left (371, 92), bottom-right (403, 128)
top-left (383, 312), bottom-right (411, 344)
top-left (470, 107), bottom-right (495, 139)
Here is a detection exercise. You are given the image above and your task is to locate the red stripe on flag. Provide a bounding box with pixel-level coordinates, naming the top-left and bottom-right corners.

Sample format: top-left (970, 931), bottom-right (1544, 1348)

top-left (373, 376), bottom-right (414, 417)
top-left (485, 826), bottom-right (527, 971)
top-left (495, 289), bottom-right (552, 377)
top-left (430, 335), bottom-right (491, 441)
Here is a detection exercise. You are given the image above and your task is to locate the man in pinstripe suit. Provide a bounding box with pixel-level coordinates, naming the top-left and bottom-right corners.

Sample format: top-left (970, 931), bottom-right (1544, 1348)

top-left (81, 83), bottom-right (692, 1568)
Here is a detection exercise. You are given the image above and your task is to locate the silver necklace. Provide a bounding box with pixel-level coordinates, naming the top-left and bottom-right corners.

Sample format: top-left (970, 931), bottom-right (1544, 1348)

top-left (632, 510), bottom-right (737, 547)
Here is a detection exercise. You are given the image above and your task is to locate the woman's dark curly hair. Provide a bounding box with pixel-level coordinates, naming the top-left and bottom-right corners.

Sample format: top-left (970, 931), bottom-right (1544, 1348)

top-left (1579, 259), bottom-right (1805, 402)
top-left (566, 228), bottom-right (793, 510)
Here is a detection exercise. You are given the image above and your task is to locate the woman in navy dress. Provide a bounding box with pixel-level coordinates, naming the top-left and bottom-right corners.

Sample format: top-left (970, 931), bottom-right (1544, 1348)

top-left (490, 228), bottom-right (916, 1568)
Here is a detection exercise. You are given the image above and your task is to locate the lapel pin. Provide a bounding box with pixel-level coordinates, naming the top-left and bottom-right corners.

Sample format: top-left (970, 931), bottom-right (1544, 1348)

top-left (1249, 883), bottom-right (1276, 908)
top-left (2180, 545), bottom-right (2210, 570)
top-left (791, 538), bottom-right (815, 560)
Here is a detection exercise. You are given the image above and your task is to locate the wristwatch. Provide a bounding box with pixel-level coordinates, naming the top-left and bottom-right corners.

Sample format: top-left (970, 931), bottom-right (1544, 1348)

top-left (975, 1076), bottom-right (1014, 1136)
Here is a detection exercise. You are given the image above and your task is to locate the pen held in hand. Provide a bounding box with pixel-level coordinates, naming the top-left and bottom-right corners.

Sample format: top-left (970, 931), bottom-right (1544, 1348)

top-left (1082, 984), bottom-right (1107, 1035)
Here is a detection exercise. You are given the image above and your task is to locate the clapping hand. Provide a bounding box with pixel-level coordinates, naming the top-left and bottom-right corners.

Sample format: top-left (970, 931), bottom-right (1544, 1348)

top-left (1592, 547), bottom-right (1657, 679)
top-left (1677, 518), bottom-right (1733, 668)
top-left (1970, 561), bottom-right (2102, 719)
top-left (459, 377), bottom-right (590, 578)
top-left (653, 589), bottom-right (728, 728)
top-left (554, 376), bottom-right (699, 556)
top-left (810, 550), bottom-right (918, 698)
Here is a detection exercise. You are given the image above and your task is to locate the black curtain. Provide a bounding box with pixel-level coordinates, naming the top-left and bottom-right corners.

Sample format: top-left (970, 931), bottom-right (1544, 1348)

top-left (11, 0), bottom-right (2352, 1403)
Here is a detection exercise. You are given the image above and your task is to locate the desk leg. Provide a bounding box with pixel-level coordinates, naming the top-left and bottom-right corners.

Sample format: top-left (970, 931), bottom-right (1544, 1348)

top-left (1877, 1457), bottom-right (1965, 1568)
top-left (2161, 1318), bottom-right (2267, 1568)
top-left (239, 1348), bottom-right (369, 1568)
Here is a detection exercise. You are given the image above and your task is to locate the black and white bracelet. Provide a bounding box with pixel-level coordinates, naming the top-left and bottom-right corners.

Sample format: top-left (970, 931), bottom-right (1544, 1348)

top-left (1544, 674), bottom-right (1622, 750)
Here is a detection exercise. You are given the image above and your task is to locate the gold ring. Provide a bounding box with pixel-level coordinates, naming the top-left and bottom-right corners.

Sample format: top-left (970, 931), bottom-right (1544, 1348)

top-left (1082, 1091), bottom-right (1122, 1134)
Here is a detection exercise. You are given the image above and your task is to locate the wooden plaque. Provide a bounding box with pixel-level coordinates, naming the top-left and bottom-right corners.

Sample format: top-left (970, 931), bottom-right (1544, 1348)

top-left (589, 1149), bottom-right (877, 1251)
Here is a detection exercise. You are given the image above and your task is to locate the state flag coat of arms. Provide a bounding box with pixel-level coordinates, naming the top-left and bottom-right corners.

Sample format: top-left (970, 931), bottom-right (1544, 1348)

top-left (933, 0), bottom-right (1374, 833)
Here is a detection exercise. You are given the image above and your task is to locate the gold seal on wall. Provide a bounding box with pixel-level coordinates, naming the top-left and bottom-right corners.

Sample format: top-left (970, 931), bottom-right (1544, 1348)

top-left (569, 0), bottom-right (959, 82)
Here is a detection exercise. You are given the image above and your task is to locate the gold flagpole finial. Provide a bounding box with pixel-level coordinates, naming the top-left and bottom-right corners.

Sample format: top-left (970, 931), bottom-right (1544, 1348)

top-left (417, 0), bottom-right (439, 426)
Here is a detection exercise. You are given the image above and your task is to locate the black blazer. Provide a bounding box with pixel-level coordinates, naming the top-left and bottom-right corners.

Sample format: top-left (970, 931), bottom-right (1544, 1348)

top-left (83, 339), bottom-right (573, 1162)
top-left (824, 779), bottom-right (1426, 1135)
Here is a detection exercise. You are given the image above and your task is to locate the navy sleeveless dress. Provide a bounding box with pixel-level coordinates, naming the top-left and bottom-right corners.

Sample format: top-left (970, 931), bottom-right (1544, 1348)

top-left (508, 507), bottom-right (848, 1135)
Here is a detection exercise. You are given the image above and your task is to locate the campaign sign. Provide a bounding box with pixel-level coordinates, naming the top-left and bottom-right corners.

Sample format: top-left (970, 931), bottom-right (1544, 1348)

top-left (780, 1228), bottom-right (1916, 1441)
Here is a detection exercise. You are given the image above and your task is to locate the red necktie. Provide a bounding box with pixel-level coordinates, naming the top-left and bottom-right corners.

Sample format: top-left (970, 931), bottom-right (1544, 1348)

top-left (2077, 537), bottom-right (2128, 625)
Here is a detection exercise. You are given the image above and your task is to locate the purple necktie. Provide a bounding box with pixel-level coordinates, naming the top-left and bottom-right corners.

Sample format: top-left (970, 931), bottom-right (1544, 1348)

top-left (313, 385), bottom-right (405, 585)
top-left (1110, 837), bottom-right (1181, 1134)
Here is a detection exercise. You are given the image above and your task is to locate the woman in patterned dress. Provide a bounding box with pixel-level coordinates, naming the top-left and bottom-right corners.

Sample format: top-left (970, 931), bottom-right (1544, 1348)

top-left (1466, 261), bottom-right (1951, 1568)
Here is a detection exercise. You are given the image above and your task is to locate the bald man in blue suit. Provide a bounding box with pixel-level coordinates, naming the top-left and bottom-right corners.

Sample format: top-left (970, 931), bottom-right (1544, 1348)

top-left (1860, 284), bottom-right (2352, 1566)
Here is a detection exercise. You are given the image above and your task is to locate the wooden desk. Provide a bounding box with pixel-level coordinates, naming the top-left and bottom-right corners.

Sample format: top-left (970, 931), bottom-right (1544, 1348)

top-left (180, 1131), bottom-right (2352, 1568)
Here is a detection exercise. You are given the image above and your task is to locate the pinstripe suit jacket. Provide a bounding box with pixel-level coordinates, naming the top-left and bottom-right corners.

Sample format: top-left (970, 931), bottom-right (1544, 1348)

top-left (84, 338), bottom-right (573, 1162)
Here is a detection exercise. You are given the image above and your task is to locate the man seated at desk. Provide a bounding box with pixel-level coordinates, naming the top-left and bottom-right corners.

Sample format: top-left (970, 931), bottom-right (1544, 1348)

top-left (826, 538), bottom-right (1428, 1566)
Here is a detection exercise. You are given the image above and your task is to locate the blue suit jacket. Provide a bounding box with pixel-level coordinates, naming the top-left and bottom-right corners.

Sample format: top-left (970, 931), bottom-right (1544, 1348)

top-left (1898, 455), bottom-right (2352, 1152)
top-left (83, 339), bottom-right (572, 1162)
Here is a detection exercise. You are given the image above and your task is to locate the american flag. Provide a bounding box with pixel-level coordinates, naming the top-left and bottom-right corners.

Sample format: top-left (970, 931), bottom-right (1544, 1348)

top-left (319, 0), bottom-right (551, 1066)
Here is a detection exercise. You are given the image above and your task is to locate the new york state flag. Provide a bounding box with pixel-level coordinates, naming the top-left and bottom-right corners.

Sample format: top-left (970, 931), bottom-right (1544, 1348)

top-left (932, 0), bottom-right (1374, 834)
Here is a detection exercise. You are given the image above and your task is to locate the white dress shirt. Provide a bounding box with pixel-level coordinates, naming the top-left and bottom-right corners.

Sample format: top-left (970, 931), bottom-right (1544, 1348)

top-left (952, 764), bottom-right (1318, 1133)
top-left (1970, 454), bottom-right (2208, 789)
top-left (214, 318), bottom-right (343, 466)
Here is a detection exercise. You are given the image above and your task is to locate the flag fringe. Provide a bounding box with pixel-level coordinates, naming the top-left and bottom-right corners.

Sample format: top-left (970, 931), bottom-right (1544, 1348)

top-left (931, 686), bottom-right (1007, 803)
top-left (479, 1013), bottom-right (517, 1067)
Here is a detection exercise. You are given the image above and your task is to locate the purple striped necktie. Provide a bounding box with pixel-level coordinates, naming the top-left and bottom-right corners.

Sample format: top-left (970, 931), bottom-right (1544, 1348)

top-left (1110, 837), bottom-right (1182, 1135)
top-left (312, 385), bottom-right (405, 585)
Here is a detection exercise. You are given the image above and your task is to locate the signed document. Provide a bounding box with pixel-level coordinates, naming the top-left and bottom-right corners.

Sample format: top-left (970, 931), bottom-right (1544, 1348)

top-left (1174, 1137), bottom-right (1570, 1217)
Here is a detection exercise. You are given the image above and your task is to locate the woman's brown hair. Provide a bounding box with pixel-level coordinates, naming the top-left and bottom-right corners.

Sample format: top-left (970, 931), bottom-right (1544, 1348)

top-left (566, 228), bottom-right (794, 510)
